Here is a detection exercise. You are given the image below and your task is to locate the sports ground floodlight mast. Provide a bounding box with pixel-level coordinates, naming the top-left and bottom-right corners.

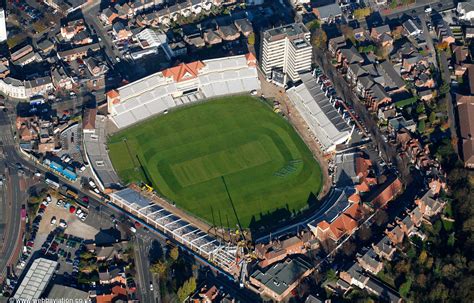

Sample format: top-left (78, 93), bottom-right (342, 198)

top-left (221, 176), bottom-right (245, 243)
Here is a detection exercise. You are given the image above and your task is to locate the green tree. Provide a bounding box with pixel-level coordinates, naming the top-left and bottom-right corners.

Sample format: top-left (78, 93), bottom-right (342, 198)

top-left (418, 250), bottom-right (428, 265)
top-left (416, 103), bottom-right (425, 114)
top-left (247, 32), bottom-right (255, 45)
top-left (417, 120), bottom-right (426, 133)
top-left (169, 246), bottom-right (179, 262)
top-left (429, 112), bottom-right (437, 124)
top-left (308, 20), bottom-right (320, 31)
top-left (177, 277), bottom-right (197, 302)
top-left (326, 269), bottom-right (338, 282)
top-left (311, 29), bottom-right (327, 49)
top-left (353, 7), bottom-right (371, 20)
top-left (150, 260), bottom-right (167, 275)
top-left (440, 82), bottom-right (450, 95)
top-left (399, 278), bottom-right (413, 298)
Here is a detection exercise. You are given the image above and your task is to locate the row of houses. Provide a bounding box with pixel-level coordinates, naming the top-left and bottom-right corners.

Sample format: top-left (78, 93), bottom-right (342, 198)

top-left (327, 177), bottom-right (446, 303)
top-left (448, 36), bottom-right (474, 168)
top-left (100, 0), bottom-right (261, 27)
top-left (0, 76), bottom-right (54, 100)
top-left (248, 152), bottom-right (403, 301)
top-left (328, 20), bottom-right (440, 111)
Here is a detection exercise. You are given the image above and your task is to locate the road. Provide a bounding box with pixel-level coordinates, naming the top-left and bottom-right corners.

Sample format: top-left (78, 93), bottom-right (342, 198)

top-left (439, 51), bottom-right (459, 154)
top-left (380, 0), bottom-right (455, 20)
top-left (82, 2), bottom-right (119, 65)
top-left (0, 112), bottom-right (29, 282)
top-left (134, 235), bottom-right (158, 303)
top-left (420, 13), bottom-right (437, 68)
top-left (313, 48), bottom-right (414, 181)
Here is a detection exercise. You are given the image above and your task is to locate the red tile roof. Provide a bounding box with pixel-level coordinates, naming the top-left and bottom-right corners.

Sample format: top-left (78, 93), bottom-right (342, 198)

top-left (162, 61), bottom-right (205, 82)
top-left (83, 108), bottom-right (97, 130)
top-left (245, 52), bottom-right (257, 67)
top-left (369, 177), bottom-right (402, 208)
top-left (106, 89), bottom-right (119, 98)
top-left (348, 193), bottom-right (361, 203)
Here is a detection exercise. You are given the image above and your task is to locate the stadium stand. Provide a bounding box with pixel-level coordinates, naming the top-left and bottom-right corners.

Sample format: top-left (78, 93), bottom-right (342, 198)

top-left (287, 72), bottom-right (352, 152)
top-left (107, 53), bottom-right (260, 129)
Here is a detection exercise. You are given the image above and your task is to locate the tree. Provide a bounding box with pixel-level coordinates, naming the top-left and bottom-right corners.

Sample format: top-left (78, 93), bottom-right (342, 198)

top-left (308, 20), bottom-right (320, 31)
top-left (399, 278), bottom-right (413, 298)
top-left (326, 269), bottom-right (338, 282)
top-left (169, 246), bottom-right (179, 262)
top-left (389, 0), bottom-right (398, 9)
top-left (247, 32), bottom-right (255, 45)
top-left (353, 7), bottom-right (371, 20)
top-left (418, 250), bottom-right (428, 265)
top-left (416, 273), bottom-right (427, 286)
top-left (339, 24), bottom-right (355, 43)
top-left (150, 260), bottom-right (167, 275)
top-left (429, 112), bottom-right (437, 124)
top-left (311, 29), bottom-right (327, 49)
top-left (416, 103), bottom-right (425, 114)
top-left (417, 120), bottom-right (426, 133)
top-left (437, 41), bottom-right (449, 51)
top-left (358, 224), bottom-right (372, 241)
top-left (177, 277), bottom-right (197, 302)
top-left (342, 240), bottom-right (357, 256)
top-left (374, 210), bottom-right (389, 226)
top-left (358, 44), bottom-right (376, 54)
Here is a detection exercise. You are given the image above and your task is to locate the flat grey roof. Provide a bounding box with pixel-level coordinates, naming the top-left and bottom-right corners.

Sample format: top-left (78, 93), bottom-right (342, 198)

top-left (251, 257), bottom-right (312, 295)
top-left (263, 23), bottom-right (308, 42)
top-left (83, 115), bottom-right (121, 188)
top-left (13, 258), bottom-right (57, 300)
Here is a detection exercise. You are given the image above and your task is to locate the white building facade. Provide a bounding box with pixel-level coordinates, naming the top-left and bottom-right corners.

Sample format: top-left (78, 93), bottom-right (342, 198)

top-left (0, 9), bottom-right (7, 42)
top-left (260, 23), bottom-right (312, 83)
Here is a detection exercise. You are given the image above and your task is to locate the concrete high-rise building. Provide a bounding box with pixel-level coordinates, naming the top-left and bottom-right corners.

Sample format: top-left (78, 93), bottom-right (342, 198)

top-left (0, 8), bottom-right (6, 42)
top-left (260, 23), bottom-right (312, 84)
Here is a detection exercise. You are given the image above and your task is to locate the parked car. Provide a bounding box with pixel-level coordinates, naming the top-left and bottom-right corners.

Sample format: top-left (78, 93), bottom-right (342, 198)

top-left (50, 216), bottom-right (57, 225)
top-left (59, 220), bottom-right (68, 228)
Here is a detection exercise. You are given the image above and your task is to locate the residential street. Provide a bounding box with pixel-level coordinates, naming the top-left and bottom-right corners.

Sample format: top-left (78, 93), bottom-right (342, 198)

top-left (312, 49), bottom-right (412, 180)
top-left (439, 51), bottom-right (459, 155)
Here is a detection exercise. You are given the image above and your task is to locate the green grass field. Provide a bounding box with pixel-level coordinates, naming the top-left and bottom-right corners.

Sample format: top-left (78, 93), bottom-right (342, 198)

top-left (108, 96), bottom-right (323, 228)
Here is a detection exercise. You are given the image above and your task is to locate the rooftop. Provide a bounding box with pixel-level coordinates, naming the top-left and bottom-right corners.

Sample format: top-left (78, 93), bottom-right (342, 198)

top-left (287, 72), bottom-right (351, 151)
top-left (251, 257), bottom-right (312, 296)
top-left (13, 258), bottom-right (58, 300)
top-left (263, 23), bottom-right (309, 42)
